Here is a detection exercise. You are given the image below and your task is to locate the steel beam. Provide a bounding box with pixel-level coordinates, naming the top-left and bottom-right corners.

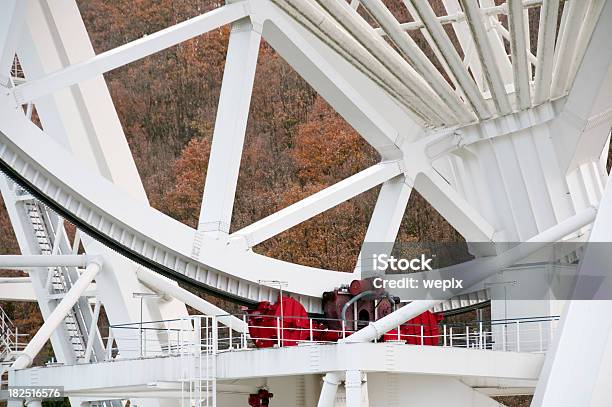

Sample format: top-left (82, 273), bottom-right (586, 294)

top-left (360, 0), bottom-right (474, 124)
top-left (413, 169), bottom-right (496, 243)
top-left (13, 2), bottom-right (248, 104)
top-left (508, 0), bottom-right (532, 110)
top-left (316, 0), bottom-right (455, 125)
top-left (355, 174), bottom-right (412, 275)
top-left (0, 0), bottom-right (25, 79)
top-left (197, 19), bottom-right (261, 243)
top-left (10, 260), bottom-right (102, 370)
top-left (232, 162), bottom-right (402, 247)
top-left (410, 0), bottom-right (491, 120)
top-left (460, 0), bottom-right (512, 115)
top-left (533, 0), bottom-right (560, 104)
top-left (550, 0), bottom-right (588, 98)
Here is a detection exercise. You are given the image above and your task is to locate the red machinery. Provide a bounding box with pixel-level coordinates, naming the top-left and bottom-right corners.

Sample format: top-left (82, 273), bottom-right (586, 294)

top-left (248, 389), bottom-right (273, 407)
top-left (246, 278), bottom-right (443, 347)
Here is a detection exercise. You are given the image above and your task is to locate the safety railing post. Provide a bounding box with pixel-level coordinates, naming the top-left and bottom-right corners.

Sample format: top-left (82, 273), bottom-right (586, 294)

top-left (342, 320), bottom-right (346, 339)
top-left (194, 316), bottom-right (202, 355)
top-left (466, 326), bottom-right (470, 348)
top-left (309, 318), bottom-right (313, 342)
top-left (479, 321), bottom-right (483, 349)
top-left (539, 321), bottom-right (543, 352)
top-left (420, 325), bottom-right (424, 345)
top-left (229, 317), bottom-right (233, 350)
top-left (276, 317), bottom-right (282, 347)
top-left (450, 327), bottom-right (453, 347)
top-left (443, 325), bottom-right (447, 347)
top-left (242, 314), bottom-right (247, 349)
top-left (516, 321), bottom-right (520, 352)
top-left (212, 317), bottom-right (218, 354)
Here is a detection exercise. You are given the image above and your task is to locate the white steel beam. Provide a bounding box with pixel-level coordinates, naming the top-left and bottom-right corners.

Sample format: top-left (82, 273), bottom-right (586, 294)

top-left (460, 0), bottom-right (512, 115)
top-left (508, 0), bottom-right (532, 110)
top-left (410, 0), bottom-right (491, 120)
top-left (316, 0), bottom-right (454, 126)
top-left (10, 260), bottom-right (102, 370)
top-left (273, 0), bottom-right (431, 126)
top-left (13, 2), bottom-right (248, 104)
top-left (82, 298), bottom-right (101, 363)
top-left (355, 175), bottom-right (412, 275)
top-left (0, 0), bottom-right (25, 78)
top-left (550, 0), bottom-right (588, 98)
top-left (196, 19), bottom-right (261, 243)
top-left (261, 0), bottom-right (411, 158)
top-left (232, 162), bottom-right (402, 247)
top-left (413, 169), bottom-right (496, 243)
top-left (533, 0), bottom-right (560, 104)
top-left (359, 0), bottom-right (475, 124)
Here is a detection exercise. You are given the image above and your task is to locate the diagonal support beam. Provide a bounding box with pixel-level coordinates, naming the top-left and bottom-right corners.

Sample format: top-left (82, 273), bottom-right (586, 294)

top-left (12, 2), bottom-right (248, 104)
top-left (550, 0), bottom-right (589, 98)
top-left (232, 162), bottom-right (402, 247)
top-left (413, 169), bottom-right (496, 243)
top-left (10, 259), bottom-right (102, 371)
top-left (508, 0), bottom-right (532, 110)
top-left (360, 0), bottom-right (475, 124)
top-left (316, 0), bottom-right (455, 126)
top-left (533, 0), bottom-right (560, 104)
top-left (460, 0), bottom-right (512, 115)
top-left (354, 174), bottom-right (412, 276)
top-left (0, 0), bottom-right (25, 78)
top-left (195, 19), bottom-right (261, 248)
top-left (410, 0), bottom-right (491, 120)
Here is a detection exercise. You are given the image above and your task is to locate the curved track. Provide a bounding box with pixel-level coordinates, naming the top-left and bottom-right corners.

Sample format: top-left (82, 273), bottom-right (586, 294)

top-left (0, 95), bottom-right (354, 312)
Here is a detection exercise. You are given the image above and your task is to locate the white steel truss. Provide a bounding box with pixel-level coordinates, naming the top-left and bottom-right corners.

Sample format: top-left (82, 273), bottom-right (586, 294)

top-left (0, 0), bottom-right (610, 406)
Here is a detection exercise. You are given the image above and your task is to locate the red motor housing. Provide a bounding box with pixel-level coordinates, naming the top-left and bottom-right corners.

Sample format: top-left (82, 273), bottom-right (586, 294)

top-left (382, 310), bottom-right (443, 345)
top-left (246, 296), bottom-right (310, 348)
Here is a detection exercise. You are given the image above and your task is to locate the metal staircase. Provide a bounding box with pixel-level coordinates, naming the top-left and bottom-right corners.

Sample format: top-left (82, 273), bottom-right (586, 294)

top-left (23, 198), bottom-right (89, 360)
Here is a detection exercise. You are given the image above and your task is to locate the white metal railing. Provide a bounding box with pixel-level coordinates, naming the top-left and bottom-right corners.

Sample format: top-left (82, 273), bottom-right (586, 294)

top-left (0, 306), bottom-right (28, 362)
top-left (109, 316), bottom-right (217, 407)
top-left (108, 314), bottom-right (559, 359)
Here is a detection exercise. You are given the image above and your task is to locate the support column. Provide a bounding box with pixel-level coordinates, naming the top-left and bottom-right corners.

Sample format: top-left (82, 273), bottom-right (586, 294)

top-left (196, 18), bottom-right (261, 246)
top-left (344, 370), bottom-right (362, 407)
top-left (317, 372), bottom-right (342, 407)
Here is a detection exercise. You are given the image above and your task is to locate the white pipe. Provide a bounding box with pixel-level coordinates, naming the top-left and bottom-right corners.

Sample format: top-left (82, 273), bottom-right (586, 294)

top-left (345, 207), bottom-right (597, 343)
top-left (317, 371), bottom-right (343, 407)
top-left (0, 277), bottom-right (30, 283)
top-left (10, 258), bottom-right (103, 370)
top-left (0, 255), bottom-right (92, 268)
top-left (136, 268), bottom-right (247, 332)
